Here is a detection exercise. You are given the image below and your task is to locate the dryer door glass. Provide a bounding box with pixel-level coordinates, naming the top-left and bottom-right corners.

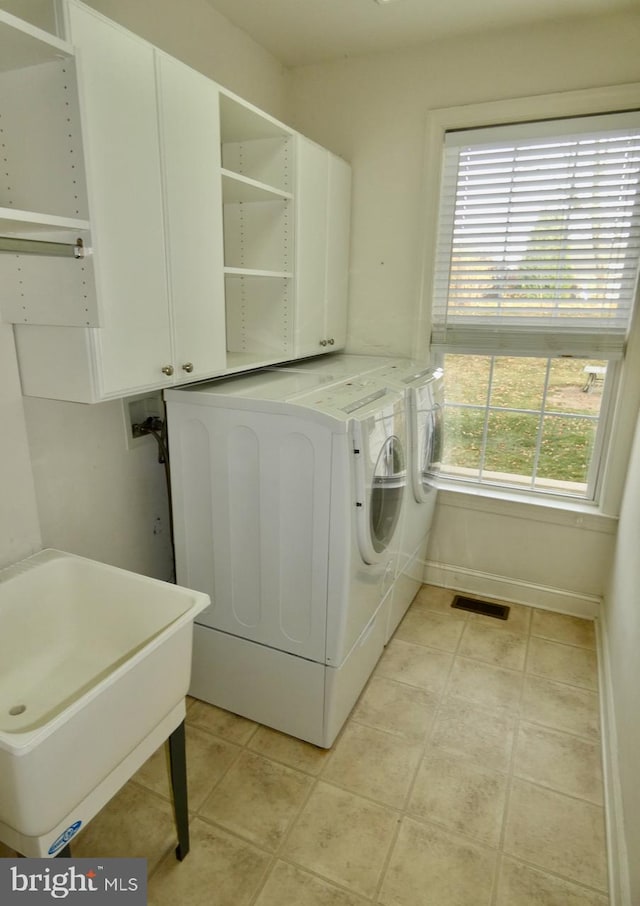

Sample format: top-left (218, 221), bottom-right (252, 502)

top-left (370, 436), bottom-right (405, 553)
top-left (420, 403), bottom-right (443, 494)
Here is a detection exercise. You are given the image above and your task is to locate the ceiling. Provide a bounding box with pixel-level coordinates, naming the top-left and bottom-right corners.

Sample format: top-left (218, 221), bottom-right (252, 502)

top-left (203, 0), bottom-right (637, 67)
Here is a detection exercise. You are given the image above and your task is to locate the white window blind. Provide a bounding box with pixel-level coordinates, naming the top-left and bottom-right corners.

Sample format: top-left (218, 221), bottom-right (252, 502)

top-left (431, 111), bottom-right (640, 358)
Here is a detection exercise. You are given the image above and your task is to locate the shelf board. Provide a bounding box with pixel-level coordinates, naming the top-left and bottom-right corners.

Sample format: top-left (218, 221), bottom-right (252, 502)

top-left (224, 267), bottom-right (292, 279)
top-left (0, 10), bottom-right (73, 73)
top-left (0, 208), bottom-right (90, 235)
top-left (221, 170), bottom-right (292, 204)
top-left (219, 90), bottom-right (293, 143)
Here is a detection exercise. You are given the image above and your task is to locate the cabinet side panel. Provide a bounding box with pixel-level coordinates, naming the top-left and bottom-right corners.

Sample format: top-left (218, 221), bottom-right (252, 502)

top-left (222, 137), bottom-right (293, 192)
top-left (225, 275), bottom-right (292, 358)
top-left (0, 59), bottom-right (89, 219)
top-left (223, 200), bottom-right (291, 272)
top-left (0, 244), bottom-right (98, 327)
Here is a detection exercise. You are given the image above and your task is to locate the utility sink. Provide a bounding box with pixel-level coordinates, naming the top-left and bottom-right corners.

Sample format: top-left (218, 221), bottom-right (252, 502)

top-left (0, 549), bottom-right (209, 854)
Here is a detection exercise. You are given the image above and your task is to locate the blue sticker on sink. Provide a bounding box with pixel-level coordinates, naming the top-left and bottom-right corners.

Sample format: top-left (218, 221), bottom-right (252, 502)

top-left (48, 820), bottom-right (82, 855)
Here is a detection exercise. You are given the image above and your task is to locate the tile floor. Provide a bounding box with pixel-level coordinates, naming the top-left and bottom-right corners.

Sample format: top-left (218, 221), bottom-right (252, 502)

top-left (1, 585), bottom-right (610, 905)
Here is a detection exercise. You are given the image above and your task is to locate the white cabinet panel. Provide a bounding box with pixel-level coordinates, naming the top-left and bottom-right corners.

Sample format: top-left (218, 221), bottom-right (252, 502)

top-left (156, 52), bottom-right (227, 382)
top-left (326, 154), bottom-right (351, 351)
top-left (294, 136), bottom-right (351, 358)
top-left (295, 137), bottom-right (329, 357)
top-left (68, 2), bottom-right (172, 395)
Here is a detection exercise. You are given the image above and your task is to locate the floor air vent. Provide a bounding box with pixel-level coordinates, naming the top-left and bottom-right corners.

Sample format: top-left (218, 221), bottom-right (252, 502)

top-left (451, 595), bottom-right (510, 620)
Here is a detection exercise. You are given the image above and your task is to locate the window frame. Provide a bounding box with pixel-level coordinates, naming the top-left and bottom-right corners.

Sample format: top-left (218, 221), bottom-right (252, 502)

top-left (416, 83), bottom-right (640, 515)
top-left (439, 352), bottom-right (621, 503)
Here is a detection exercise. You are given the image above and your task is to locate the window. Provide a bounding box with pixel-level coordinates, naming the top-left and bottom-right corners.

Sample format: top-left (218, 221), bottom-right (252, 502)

top-left (430, 110), bottom-right (640, 501)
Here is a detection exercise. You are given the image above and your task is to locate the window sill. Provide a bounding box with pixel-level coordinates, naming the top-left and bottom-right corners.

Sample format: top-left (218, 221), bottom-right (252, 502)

top-left (434, 478), bottom-right (618, 534)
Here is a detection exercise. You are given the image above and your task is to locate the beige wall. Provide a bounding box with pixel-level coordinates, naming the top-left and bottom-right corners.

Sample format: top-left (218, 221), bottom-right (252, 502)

top-left (288, 11), bottom-right (640, 358)
top-left (603, 417), bottom-right (640, 905)
top-left (0, 324), bottom-right (41, 569)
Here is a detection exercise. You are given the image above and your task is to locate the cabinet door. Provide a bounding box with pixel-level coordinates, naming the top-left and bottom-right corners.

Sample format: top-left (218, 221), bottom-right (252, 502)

top-left (294, 136), bottom-right (329, 357)
top-left (156, 53), bottom-right (227, 382)
top-left (67, 3), bottom-right (172, 395)
top-left (325, 154), bottom-right (351, 349)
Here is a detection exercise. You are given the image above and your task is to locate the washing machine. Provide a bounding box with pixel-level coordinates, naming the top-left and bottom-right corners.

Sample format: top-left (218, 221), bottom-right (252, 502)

top-left (164, 369), bottom-right (407, 748)
top-left (271, 354), bottom-right (444, 640)
top-left (367, 361), bottom-right (444, 639)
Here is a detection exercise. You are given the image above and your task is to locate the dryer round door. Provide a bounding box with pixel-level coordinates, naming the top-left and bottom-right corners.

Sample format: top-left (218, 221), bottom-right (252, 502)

top-left (355, 427), bottom-right (406, 565)
top-left (411, 385), bottom-right (444, 503)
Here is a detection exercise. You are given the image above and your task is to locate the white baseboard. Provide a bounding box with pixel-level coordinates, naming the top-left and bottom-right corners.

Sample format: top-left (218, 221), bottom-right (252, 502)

top-left (423, 560), bottom-right (601, 619)
top-left (596, 613), bottom-right (631, 906)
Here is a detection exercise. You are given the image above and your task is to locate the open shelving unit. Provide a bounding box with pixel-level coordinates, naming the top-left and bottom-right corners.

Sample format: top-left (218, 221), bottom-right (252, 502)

top-left (0, 8), bottom-right (96, 327)
top-left (219, 89), bottom-right (295, 364)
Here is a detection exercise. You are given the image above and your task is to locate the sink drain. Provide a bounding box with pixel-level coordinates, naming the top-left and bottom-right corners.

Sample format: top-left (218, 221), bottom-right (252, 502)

top-left (9, 704), bottom-right (26, 716)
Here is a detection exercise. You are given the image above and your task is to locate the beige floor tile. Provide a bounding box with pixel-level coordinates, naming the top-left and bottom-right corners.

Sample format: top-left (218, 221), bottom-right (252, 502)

top-left (248, 725), bottom-right (332, 775)
top-left (394, 608), bottom-right (465, 652)
top-left (379, 817), bottom-right (497, 906)
top-left (429, 695), bottom-right (517, 772)
top-left (199, 750), bottom-right (312, 851)
top-left (514, 722), bottom-right (604, 804)
top-left (521, 674), bottom-right (600, 740)
top-left (458, 620), bottom-right (528, 670)
top-left (283, 781), bottom-right (397, 898)
top-left (375, 639), bottom-right (453, 695)
top-left (466, 600), bottom-right (532, 634)
top-left (147, 817), bottom-right (270, 906)
top-left (133, 725), bottom-right (241, 810)
top-left (446, 656), bottom-right (523, 712)
top-left (71, 781), bottom-right (176, 872)
top-left (255, 860), bottom-right (371, 906)
top-left (531, 610), bottom-right (596, 649)
top-left (409, 748), bottom-right (508, 846)
top-left (323, 722), bottom-right (422, 808)
top-left (412, 584), bottom-right (460, 615)
top-left (504, 779), bottom-right (608, 892)
top-left (186, 700), bottom-right (258, 745)
top-left (350, 675), bottom-right (439, 742)
top-left (496, 856), bottom-right (609, 906)
top-left (527, 637), bottom-right (598, 690)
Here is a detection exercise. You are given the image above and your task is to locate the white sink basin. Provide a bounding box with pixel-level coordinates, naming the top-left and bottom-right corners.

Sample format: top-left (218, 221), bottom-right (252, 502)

top-left (0, 549), bottom-right (209, 847)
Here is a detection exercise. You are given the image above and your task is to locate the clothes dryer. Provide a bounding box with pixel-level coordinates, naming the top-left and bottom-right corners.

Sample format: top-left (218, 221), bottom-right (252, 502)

top-left (165, 370), bottom-right (407, 747)
top-left (367, 361), bottom-right (444, 639)
top-left (271, 355), bottom-right (444, 640)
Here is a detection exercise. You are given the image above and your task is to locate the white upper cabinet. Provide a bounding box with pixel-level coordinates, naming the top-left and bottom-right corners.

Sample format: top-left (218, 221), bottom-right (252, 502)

top-left (4, 2), bottom-right (352, 401)
top-left (13, 2), bottom-right (227, 401)
top-left (294, 136), bottom-right (351, 357)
